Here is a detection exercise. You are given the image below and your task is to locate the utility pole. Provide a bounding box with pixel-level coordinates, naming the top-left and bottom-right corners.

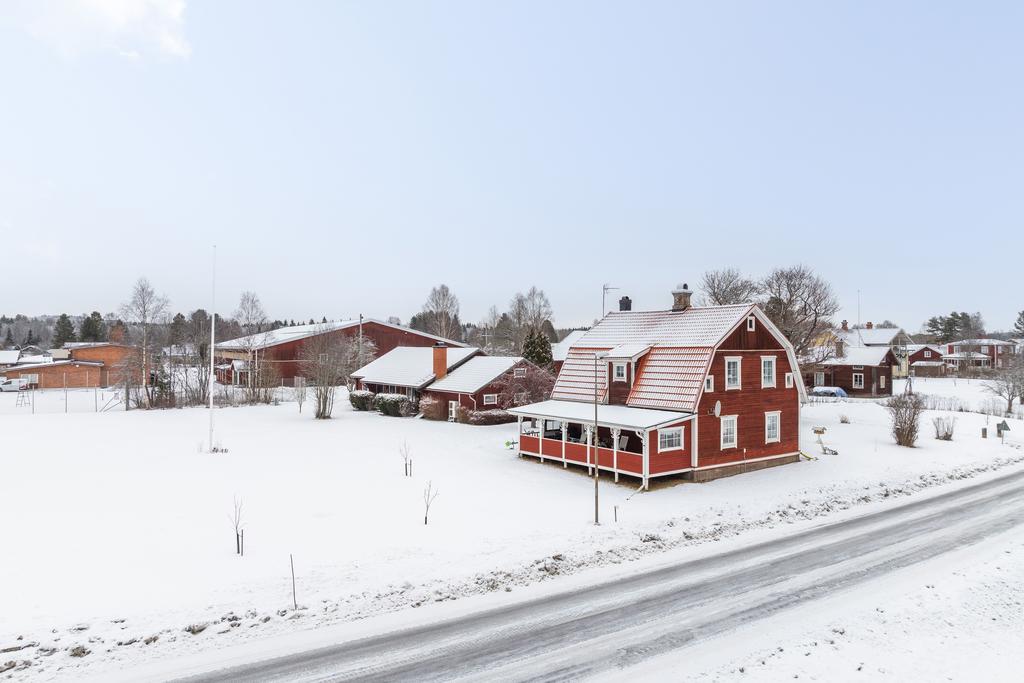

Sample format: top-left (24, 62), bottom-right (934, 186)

top-left (208, 244), bottom-right (216, 453)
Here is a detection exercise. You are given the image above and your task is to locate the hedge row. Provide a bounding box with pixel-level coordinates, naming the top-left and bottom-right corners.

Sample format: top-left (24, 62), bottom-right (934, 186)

top-left (373, 393), bottom-right (416, 417)
top-left (349, 390), bottom-right (375, 411)
top-left (457, 407), bottom-right (517, 426)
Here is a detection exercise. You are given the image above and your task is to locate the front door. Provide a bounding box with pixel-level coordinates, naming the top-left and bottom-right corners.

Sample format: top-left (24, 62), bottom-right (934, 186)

top-left (448, 400), bottom-right (459, 421)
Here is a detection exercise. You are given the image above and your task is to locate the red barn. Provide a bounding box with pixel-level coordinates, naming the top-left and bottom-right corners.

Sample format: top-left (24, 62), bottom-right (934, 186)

top-left (808, 346), bottom-right (895, 397)
top-left (215, 319), bottom-right (465, 385)
top-left (508, 285), bottom-right (806, 486)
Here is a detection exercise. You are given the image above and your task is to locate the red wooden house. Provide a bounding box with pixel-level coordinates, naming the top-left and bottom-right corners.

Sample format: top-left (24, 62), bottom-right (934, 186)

top-left (809, 346), bottom-right (895, 397)
top-left (508, 285), bottom-right (806, 487)
top-left (215, 318), bottom-right (465, 385)
top-left (422, 355), bottom-right (534, 419)
top-left (351, 343), bottom-right (480, 400)
top-left (943, 339), bottom-right (1016, 371)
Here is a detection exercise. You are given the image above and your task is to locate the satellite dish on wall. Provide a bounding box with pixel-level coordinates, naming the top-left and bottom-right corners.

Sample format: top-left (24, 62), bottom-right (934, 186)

top-left (713, 400), bottom-right (722, 417)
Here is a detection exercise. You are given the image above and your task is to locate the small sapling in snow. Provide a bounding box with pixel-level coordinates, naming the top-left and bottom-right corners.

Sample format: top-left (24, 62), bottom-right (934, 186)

top-left (230, 496), bottom-right (245, 556)
top-left (423, 481), bottom-right (439, 525)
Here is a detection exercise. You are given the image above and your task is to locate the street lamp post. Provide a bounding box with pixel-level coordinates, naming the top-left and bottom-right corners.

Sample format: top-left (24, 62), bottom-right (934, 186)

top-left (593, 350), bottom-right (608, 525)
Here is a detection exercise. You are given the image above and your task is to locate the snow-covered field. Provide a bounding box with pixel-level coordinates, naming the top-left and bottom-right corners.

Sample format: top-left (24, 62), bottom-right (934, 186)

top-left (895, 376), bottom-right (1022, 417)
top-left (1, 387), bottom-right (1022, 680)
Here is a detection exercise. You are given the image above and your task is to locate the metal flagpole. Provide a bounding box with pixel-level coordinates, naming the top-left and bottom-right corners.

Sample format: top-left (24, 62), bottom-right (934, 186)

top-left (208, 245), bottom-right (216, 452)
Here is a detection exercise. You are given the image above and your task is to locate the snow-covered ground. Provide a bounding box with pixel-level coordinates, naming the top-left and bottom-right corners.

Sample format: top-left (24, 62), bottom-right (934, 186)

top-left (1, 387), bottom-right (1022, 680)
top-left (612, 525), bottom-right (1024, 682)
top-left (895, 376), bottom-right (1021, 417)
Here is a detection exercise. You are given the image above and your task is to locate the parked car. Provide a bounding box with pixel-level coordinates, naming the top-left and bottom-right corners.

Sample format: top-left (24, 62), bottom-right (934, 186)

top-left (0, 378), bottom-right (29, 392)
top-left (810, 386), bottom-right (848, 398)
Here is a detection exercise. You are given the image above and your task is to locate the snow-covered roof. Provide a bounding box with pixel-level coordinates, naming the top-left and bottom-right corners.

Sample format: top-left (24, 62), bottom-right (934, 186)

top-left (943, 351), bottom-right (990, 360)
top-left (573, 304), bottom-right (755, 348)
top-left (822, 346), bottom-right (893, 367)
top-left (911, 361), bottom-right (945, 367)
top-left (216, 319), bottom-right (466, 352)
top-left (428, 356), bottom-right (523, 394)
top-left (836, 327), bottom-right (905, 347)
top-left (508, 400), bottom-right (691, 430)
top-left (552, 330), bottom-right (586, 362)
top-left (352, 347), bottom-right (479, 389)
top-left (4, 359), bottom-right (103, 371)
top-left (949, 338), bottom-right (1014, 346)
top-left (906, 344), bottom-right (944, 354)
top-left (63, 342), bottom-right (116, 349)
top-left (18, 355), bottom-right (52, 366)
top-left (605, 344), bottom-right (651, 360)
top-left (0, 350), bottom-right (20, 364)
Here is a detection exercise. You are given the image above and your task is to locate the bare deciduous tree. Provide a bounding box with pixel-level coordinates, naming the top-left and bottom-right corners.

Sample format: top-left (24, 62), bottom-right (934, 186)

top-left (423, 481), bottom-right (439, 525)
top-left (698, 268), bottom-right (760, 306)
top-left (400, 440), bottom-right (412, 477)
top-left (492, 362), bottom-right (555, 407)
top-left (984, 358), bottom-right (1024, 416)
top-left (420, 285), bottom-right (461, 341)
top-left (760, 265), bottom-right (840, 361)
top-left (119, 277), bottom-right (169, 408)
top-left (293, 378), bottom-right (307, 413)
top-left (297, 328), bottom-right (349, 419)
top-left (233, 292), bottom-right (274, 404)
top-left (505, 287), bottom-right (552, 353)
top-left (230, 496), bottom-right (244, 555)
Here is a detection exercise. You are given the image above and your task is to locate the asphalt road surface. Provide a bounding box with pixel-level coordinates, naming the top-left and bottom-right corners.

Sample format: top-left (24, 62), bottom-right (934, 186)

top-left (178, 467), bottom-right (1024, 682)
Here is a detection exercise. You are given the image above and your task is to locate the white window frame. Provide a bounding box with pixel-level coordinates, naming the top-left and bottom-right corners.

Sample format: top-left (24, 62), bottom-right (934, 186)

top-left (923, 350), bottom-right (931, 358)
top-left (513, 367), bottom-right (526, 378)
top-left (852, 372), bottom-right (864, 389)
top-left (612, 362), bottom-right (627, 382)
top-left (725, 356), bottom-right (742, 390)
top-left (814, 371), bottom-right (825, 387)
top-left (981, 345), bottom-right (989, 353)
top-left (747, 315), bottom-right (756, 332)
top-left (785, 372), bottom-right (794, 388)
top-left (482, 393), bottom-right (498, 405)
top-left (761, 356), bottom-right (776, 388)
top-left (658, 426), bottom-right (684, 452)
top-left (705, 375), bottom-right (714, 392)
top-left (448, 400), bottom-right (459, 421)
top-left (720, 415), bottom-right (738, 449)
top-left (880, 375), bottom-right (886, 389)
top-left (764, 411), bottom-right (781, 444)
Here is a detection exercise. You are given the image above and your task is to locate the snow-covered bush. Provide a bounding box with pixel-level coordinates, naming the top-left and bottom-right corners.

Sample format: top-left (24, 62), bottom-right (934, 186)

top-left (419, 395), bottom-right (446, 420)
top-left (458, 408), bottom-right (516, 426)
top-left (839, 414), bottom-right (850, 424)
top-left (349, 390), bottom-right (375, 411)
top-left (373, 393), bottom-right (415, 417)
top-left (886, 393), bottom-right (925, 447)
top-left (933, 416), bottom-right (956, 441)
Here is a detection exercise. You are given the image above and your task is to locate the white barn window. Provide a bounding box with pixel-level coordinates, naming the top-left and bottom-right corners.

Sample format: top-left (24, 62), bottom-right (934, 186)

top-left (761, 356), bottom-right (776, 388)
top-left (721, 415), bottom-right (738, 449)
top-left (725, 357), bottom-right (742, 390)
top-left (658, 427), bottom-right (684, 452)
top-left (747, 316), bottom-right (756, 331)
top-left (765, 411), bottom-right (781, 444)
top-left (852, 373), bottom-right (864, 389)
top-left (483, 394), bottom-right (498, 405)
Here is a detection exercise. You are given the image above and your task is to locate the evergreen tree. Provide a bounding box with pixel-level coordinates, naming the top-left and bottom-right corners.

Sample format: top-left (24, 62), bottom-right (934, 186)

top-left (1014, 310), bottom-right (1024, 336)
top-left (53, 313), bottom-right (77, 347)
top-left (3, 327), bottom-right (13, 348)
top-left (522, 328), bottom-right (553, 367)
top-left (23, 329), bottom-right (36, 347)
top-left (540, 319), bottom-right (558, 343)
top-left (168, 312), bottom-right (187, 346)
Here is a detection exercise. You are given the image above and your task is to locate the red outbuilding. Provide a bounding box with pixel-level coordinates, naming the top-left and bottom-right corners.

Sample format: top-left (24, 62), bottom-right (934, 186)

top-left (508, 284), bottom-right (806, 486)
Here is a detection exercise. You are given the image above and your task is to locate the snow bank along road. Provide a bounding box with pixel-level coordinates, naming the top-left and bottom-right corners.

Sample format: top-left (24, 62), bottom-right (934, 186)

top-left (178, 468), bottom-right (1024, 682)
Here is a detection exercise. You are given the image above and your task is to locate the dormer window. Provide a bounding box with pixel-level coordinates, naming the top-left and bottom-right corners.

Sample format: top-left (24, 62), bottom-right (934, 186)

top-left (514, 367), bottom-right (526, 378)
top-left (705, 375), bottom-right (714, 392)
top-left (747, 316), bottom-right (756, 332)
top-left (613, 362), bottom-right (627, 382)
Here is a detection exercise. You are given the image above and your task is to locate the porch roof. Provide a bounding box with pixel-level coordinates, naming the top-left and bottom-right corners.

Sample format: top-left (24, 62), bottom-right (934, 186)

top-left (508, 399), bottom-right (691, 430)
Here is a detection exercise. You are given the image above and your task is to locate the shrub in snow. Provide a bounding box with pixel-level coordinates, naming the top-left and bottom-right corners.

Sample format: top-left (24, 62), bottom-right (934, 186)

top-left (458, 408), bottom-right (516, 426)
top-left (933, 416), bottom-right (956, 441)
top-left (839, 414), bottom-right (850, 424)
top-left (419, 395), bottom-right (446, 420)
top-left (184, 623), bottom-right (208, 635)
top-left (69, 645), bottom-right (90, 658)
top-left (373, 393), bottom-right (415, 417)
top-left (886, 392), bottom-right (925, 447)
top-left (348, 390), bottom-right (375, 411)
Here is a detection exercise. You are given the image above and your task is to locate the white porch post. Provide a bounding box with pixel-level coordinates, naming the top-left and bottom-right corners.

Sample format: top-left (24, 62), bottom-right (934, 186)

top-left (691, 415), bottom-right (698, 468)
top-left (561, 422), bottom-right (568, 468)
top-left (585, 424), bottom-right (593, 475)
top-left (642, 429), bottom-right (649, 490)
top-left (611, 427), bottom-right (621, 483)
top-left (517, 415), bottom-right (524, 458)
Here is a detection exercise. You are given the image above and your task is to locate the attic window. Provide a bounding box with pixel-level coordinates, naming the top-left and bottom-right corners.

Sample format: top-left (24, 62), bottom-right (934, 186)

top-left (613, 362), bottom-right (627, 382)
top-left (747, 316), bottom-right (756, 332)
top-left (513, 367), bottom-right (526, 378)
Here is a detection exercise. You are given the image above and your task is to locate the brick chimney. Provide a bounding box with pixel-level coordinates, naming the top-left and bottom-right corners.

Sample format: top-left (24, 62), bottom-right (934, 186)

top-left (432, 342), bottom-right (448, 380)
top-left (866, 321), bottom-right (873, 330)
top-left (671, 283), bottom-right (693, 312)
top-left (619, 296), bottom-right (632, 312)
top-left (841, 320), bottom-right (849, 331)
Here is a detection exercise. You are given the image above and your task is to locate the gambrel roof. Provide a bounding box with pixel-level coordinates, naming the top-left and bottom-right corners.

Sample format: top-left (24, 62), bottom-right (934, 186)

top-left (550, 304), bottom-right (804, 413)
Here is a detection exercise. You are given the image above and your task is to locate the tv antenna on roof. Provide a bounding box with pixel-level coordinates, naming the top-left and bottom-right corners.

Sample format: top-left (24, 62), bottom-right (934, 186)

top-left (602, 284), bottom-right (619, 318)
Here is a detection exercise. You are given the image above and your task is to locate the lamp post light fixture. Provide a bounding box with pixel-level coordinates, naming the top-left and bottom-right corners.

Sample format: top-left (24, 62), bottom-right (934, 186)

top-left (593, 350), bottom-right (608, 525)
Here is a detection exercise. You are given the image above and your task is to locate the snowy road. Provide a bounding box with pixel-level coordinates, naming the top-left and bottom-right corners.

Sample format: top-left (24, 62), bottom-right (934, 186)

top-left (177, 468), bottom-right (1024, 682)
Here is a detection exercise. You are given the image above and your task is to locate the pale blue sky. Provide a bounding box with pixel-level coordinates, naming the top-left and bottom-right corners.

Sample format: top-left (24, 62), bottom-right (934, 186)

top-left (1, 1), bottom-right (1021, 331)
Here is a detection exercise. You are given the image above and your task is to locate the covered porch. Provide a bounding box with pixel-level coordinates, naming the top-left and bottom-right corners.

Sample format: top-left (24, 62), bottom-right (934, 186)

top-left (507, 400), bottom-right (693, 489)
